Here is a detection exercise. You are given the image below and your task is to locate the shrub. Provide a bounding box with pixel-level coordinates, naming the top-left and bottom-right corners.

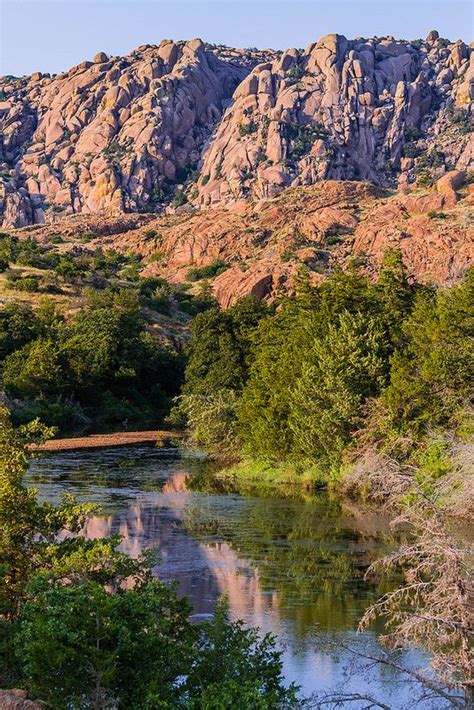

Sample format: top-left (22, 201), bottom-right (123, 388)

top-left (172, 189), bottom-right (187, 208)
top-left (238, 121), bottom-right (257, 137)
top-left (404, 126), bottom-right (422, 142)
top-left (186, 260), bottom-right (229, 282)
top-left (148, 251), bottom-right (166, 263)
top-left (173, 390), bottom-right (241, 456)
top-left (403, 143), bottom-right (422, 159)
top-left (282, 122), bottom-right (328, 160)
top-left (7, 275), bottom-right (40, 292)
top-left (142, 228), bottom-right (158, 240)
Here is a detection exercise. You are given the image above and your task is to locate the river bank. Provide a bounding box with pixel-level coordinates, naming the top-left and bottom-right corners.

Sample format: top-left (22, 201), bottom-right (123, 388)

top-left (30, 429), bottom-right (182, 452)
top-left (206, 441), bottom-right (474, 520)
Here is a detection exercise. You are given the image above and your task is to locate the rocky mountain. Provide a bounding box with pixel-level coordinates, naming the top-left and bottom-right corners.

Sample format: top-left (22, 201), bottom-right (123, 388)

top-left (196, 31), bottom-right (473, 206)
top-left (0, 31), bottom-right (472, 228)
top-left (0, 39), bottom-right (277, 226)
top-left (1, 32), bottom-right (473, 305)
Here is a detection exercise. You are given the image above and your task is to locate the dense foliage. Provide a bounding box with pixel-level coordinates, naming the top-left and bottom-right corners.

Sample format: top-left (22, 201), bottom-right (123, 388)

top-left (0, 291), bottom-right (184, 431)
top-left (0, 408), bottom-right (298, 708)
top-left (0, 230), bottom-right (223, 431)
top-left (179, 252), bottom-right (473, 479)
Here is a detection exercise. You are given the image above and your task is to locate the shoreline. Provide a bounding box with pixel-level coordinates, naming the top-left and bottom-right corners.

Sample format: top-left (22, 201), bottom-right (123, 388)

top-left (30, 430), bottom-right (183, 452)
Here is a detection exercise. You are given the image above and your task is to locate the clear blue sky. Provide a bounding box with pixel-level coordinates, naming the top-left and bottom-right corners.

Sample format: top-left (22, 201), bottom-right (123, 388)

top-left (1, 0), bottom-right (473, 76)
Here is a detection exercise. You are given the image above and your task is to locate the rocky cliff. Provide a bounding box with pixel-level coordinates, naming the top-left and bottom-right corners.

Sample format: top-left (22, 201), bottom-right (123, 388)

top-left (197, 31), bottom-right (473, 206)
top-left (1, 31), bottom-right (472, 228)
top-left (0, 39), bottom-right (276, 227)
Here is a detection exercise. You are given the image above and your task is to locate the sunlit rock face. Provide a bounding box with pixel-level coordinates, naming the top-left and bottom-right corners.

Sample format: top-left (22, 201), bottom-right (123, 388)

top-left (196, 33), bottom-right (473, 206)
top-left (0, 41), bottom-right (276, 226)
top-left (1, 32), bottom-right (472, 226)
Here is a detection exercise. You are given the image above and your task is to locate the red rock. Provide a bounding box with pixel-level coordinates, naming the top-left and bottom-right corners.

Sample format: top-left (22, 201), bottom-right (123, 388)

top-left (0, 690), bottom-right (42, 710)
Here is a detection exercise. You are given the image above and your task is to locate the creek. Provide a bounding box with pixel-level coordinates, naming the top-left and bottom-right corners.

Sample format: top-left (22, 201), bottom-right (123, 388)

top-left (27, 444), bottom-right (430, 706)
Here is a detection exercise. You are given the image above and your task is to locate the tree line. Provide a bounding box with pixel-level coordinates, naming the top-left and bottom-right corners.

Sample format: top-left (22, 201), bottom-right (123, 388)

top-left (175, 251), bottom-right (473, 495)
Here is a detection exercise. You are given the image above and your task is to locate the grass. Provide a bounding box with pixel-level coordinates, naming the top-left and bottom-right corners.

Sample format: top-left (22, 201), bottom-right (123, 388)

top-left (213, 458), bottom-right (329, 494)
top-left (0, 266), bottom-right (75, 309)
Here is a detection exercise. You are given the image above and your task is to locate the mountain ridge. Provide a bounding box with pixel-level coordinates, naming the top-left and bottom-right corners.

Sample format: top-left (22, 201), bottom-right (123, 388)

top-left (0, 30), bottom-right (472, 227)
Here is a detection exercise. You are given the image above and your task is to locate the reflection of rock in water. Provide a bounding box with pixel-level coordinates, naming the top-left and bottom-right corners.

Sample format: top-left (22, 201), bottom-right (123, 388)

top-left (82, 476), bottom-right (279, 624)
top-left (28, 447), bottom-right (424, 704)
top-left (162, 471), bottom-right (189, 493)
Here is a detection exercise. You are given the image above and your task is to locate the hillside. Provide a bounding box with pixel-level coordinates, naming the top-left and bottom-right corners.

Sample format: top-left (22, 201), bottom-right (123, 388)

top-left (11, 176), bottom-right (474, 306)
top-left (0, 31), bottom-right (473, 303)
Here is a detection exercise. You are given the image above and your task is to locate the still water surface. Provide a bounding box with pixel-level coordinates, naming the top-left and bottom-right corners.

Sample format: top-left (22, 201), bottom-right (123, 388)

top-left (27, 445), bottom-right (430, 706)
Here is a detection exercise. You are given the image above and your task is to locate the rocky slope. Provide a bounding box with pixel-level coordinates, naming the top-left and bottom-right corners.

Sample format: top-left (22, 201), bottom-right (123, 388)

top-left (14, 175), bottom-right (474, 307)
top-left (197, 31), bottom-right (473, 206)
top-left (1, 31), bottom-right (472, 228)
top-left (0, 40), bottom-right (276, 226)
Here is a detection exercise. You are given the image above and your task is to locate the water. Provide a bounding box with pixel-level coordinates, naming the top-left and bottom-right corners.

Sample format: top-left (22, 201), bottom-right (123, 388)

top-left (27, 445), bottom-right (434, 707)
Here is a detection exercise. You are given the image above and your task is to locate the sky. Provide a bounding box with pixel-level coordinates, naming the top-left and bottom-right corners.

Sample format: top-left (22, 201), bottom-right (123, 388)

top-left (1, 0), bottom-right (473, 76)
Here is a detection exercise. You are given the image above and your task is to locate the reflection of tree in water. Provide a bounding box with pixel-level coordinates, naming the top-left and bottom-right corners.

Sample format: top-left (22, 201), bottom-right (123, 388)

top-left (183, 493), bottom-right (394, 635)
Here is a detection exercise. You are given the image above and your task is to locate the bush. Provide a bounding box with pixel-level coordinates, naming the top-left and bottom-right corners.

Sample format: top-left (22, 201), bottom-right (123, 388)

top-left (186, 260), bottom-right (229, 282)
top-left (7, 275), bottom-right (40, 292)
top-left (148, 250), bottom-right (166, 263)
top-left (404, 126), bottom-right (422, 142)
top-left (142, 228), bottom-right (158, 240)
top-left (172, 390), bottom-right (241, 456)
top-left (172, 189), bottom-right (187, 208)
top-left (238, 121), bottom-right (257, 137)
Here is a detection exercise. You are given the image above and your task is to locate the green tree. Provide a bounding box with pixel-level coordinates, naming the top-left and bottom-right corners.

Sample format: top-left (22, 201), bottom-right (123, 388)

top-left (0, 409), bottom-right (88, 620)
top-left (183, 297), bottom-right (269, 398)
top-left (375, 248), bottom-right (416, 345)
top-left (14, 580), bottom-right (195, 709)
top-left (2, 339), bottom-right (64, 399)
top-left (383, 272), bottom-right (474, 434)
top-left (289, 311), bottom-right (389, 463)
top-left (0, 303), bottom-right (39, 360)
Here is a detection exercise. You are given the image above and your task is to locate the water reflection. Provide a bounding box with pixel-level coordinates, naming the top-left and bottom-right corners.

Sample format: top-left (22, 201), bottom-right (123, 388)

top-left (26, 446), bottom-right (425, 703)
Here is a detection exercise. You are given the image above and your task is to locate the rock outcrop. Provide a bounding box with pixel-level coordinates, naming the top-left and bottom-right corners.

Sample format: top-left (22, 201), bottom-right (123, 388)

top-left (16, 177), bottom-right (472, 307)
top-left (0, 41), bottom-right (277, 226)
top-left (1, 32), bottom-right (472, 227)
top-left (0, 690), bottom-right (42, 710)
top-left (196, 32), bottom-right (473, 206)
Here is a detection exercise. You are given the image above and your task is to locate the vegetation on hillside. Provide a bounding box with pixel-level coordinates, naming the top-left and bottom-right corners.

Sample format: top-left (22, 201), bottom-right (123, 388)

top-left (0, 231), bottom-right (217, 432)
top-left (174, 251), bottom-right (473, 515)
